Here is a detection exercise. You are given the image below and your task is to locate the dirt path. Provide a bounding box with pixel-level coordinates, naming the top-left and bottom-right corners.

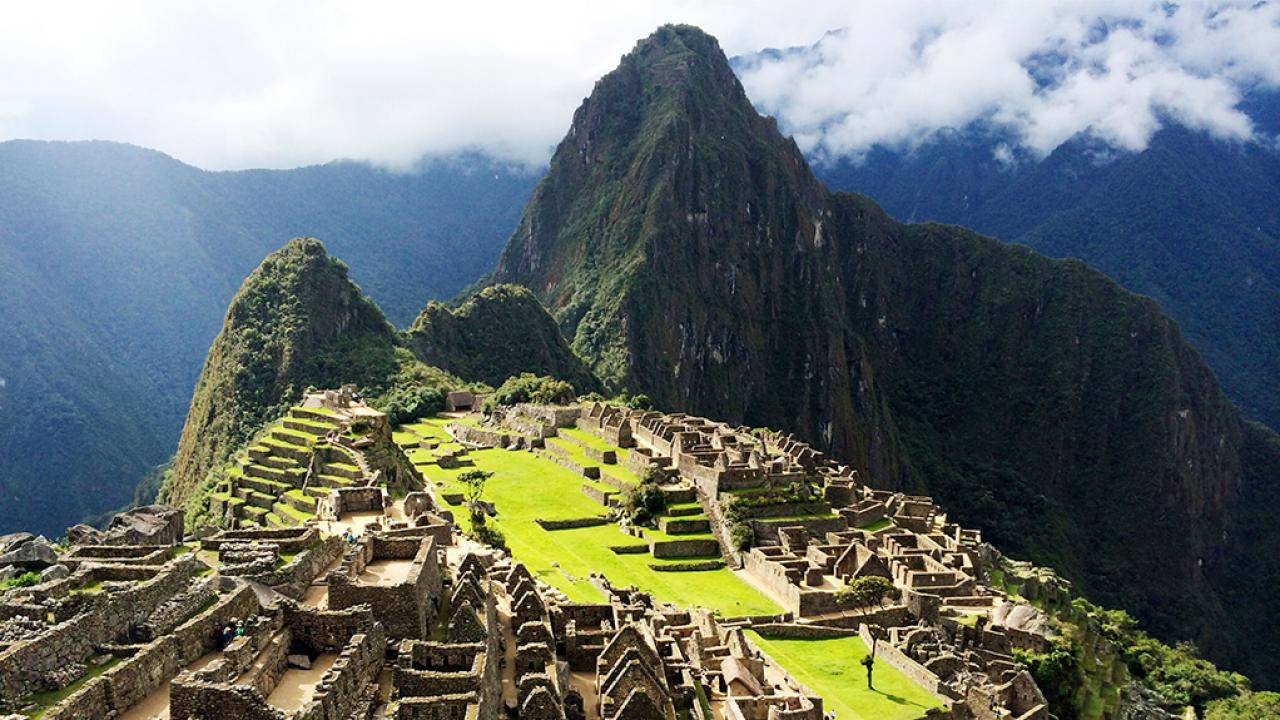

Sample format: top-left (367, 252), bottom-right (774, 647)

top-left (117, 651), bottom-right (221, 720)
top-left (358, 558), bottom-right (415, 585)
top-left (266, 653), bottom-right (337, 712)
top-left (568, 670), bottom-right (600, 720)
top-left (322, 500), bottom-right (406, 537)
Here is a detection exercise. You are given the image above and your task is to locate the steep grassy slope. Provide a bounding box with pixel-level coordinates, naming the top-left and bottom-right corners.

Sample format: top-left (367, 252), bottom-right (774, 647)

top-left (489, 24), bottom-right (1280, 685)
top-left (163, 238), bottom-right (403, 507)
top-left (0, 141), bottom-right (535, 534)
top-left (405, 284), bottom-right (599, 391)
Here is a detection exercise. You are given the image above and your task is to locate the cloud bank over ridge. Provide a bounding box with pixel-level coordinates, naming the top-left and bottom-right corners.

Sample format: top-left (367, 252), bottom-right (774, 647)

top-left (0, 1), bottom-right (1275, 170)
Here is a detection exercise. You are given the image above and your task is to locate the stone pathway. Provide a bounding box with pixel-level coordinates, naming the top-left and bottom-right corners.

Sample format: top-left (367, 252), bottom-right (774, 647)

top-left (116, 651), bottom-right (221, 720)
top-left (266, 653), bottom-right (337, 712)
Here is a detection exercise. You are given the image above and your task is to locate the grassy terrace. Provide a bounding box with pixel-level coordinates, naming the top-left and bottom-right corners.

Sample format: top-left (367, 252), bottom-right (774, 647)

top-left (411, 424), bottom-right (779, 617)
top-left (544, 436), bottom-right (640, 487)
top-left (746, 633), bottom-right (946, 720)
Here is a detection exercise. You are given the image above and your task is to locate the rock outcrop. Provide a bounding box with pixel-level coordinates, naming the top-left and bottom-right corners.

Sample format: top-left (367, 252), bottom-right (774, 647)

top-left (104, 505), bottom-right (185, 546)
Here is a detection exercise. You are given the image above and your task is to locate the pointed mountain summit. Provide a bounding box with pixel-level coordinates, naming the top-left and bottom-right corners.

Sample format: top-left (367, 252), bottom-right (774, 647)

top-left (164, 238), bottom-right (400, 506)
top-left (490, 24), bottom-right (1280, 685)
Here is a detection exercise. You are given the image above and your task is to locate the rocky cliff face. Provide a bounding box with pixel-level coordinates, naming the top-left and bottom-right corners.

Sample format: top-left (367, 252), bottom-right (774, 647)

top-left (490, 24), bottom-right (1279, 684)
top-left (163, 238), bottom-right (399, 507)
top-left (405, 284), bottom-right (598, 392)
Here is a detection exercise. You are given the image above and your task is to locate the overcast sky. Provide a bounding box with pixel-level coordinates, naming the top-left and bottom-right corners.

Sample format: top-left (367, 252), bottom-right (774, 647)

top-left (1, 1), bottom-right (1276, 171)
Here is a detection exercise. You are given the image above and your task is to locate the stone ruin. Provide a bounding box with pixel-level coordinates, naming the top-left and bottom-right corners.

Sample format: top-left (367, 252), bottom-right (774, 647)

top-left (0, 398), bottom-right (1073, 720)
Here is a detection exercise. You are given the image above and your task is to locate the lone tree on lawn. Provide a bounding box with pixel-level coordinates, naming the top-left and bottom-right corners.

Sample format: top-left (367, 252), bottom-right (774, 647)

top-left (459, 469), bottom-right (493, 525)
top-left (862, 625), bottom-right (884, 690)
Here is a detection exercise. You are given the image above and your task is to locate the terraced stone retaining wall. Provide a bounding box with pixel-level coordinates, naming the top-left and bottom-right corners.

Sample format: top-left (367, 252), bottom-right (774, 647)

top-left (0, 555), bottom-right (202, 705)
top-left (38, 583), bottom-right (260, 720)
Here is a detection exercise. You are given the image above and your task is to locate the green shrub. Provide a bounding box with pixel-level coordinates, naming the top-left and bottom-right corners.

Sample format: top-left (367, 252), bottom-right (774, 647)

top-left (483, 373), bottom-right (576, 412)
top-left (730, 522), bottom-right (754, 551)
top-left (1, 571), bottom-right (42, 590)
top-left (468, 523), bottom-right (506, 550)
top-left (1206, 691), bottom-right (1280, 719)
top-left (834, 576), bottom-right (897, 608)
top-left (623, 480), bottom-right (666, 526)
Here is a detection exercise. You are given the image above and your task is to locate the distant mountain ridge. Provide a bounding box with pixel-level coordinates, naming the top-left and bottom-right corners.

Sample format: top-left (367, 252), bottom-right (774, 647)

top-left (0, 140), bottom-right (537, 535)
top-left (810, 117), bottom-right (1280, 432)
top-left (489, 24), bottom-right (1280, 687)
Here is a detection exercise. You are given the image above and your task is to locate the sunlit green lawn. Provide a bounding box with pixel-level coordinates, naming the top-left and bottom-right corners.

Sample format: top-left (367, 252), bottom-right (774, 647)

top-left (419, 436), bottom-right (779, 616)
top-left (746, 632), bottom-right (946, 720)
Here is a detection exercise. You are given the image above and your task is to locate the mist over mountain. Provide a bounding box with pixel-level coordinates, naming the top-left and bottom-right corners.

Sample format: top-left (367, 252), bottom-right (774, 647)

top-left (0, 140), bottom-right (537, 535)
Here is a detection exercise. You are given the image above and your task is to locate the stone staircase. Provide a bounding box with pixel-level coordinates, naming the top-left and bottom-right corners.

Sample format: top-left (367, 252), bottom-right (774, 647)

top-left (210, 406), bottom-right (356, 529)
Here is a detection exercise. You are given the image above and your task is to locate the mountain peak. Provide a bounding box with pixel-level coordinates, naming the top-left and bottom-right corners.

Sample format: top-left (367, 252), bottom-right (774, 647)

top-left (163, 237), bottom-right (397, 508)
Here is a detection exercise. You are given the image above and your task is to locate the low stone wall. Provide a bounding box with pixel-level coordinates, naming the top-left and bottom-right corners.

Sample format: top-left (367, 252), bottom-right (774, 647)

top-left (0, 555), bottom-right (202, 705)
top-left (752, 624), bottom-right (858, 639)
top-left (533, 448), bottom-right (600, 480)
top-left (858, 623), bottom-right (949, 699)
top-left (241, 535), bottom-right (344, 598)
top-left (748, 515), bottom-right (847, 544)
top-left (200, 527), bottom-right (320, 553)
top-left (648, 560), bottom-right (724, 572)
top-left (649, 538), bottom-right (720, 558)
top-left (41, 583), bottom-right (260, 720)
top-left (580, 484), bottom-right (617, 506)
top-left (61, 545), bottom-right (170, 571)
top-left (534, 517), bottom-right (609, 531)
top-left (740, 502), bottom-right (832, 520)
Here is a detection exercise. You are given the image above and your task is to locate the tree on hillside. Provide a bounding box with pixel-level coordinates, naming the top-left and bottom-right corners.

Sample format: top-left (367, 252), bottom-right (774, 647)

top-left (459, 469), bottom-right (493, 523)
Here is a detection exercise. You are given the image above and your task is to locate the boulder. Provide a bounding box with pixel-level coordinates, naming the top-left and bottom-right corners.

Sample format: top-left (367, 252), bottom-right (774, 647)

top-left (104, 505), bottom-right (184, 546)
top-left (40, 564), bottom-right (69, 582)
top-left (66, 524), bottom-right (105, 546)
top-left (0, 536), bottom-right (57, 569)
top-left (0, 533), bottom-right (34, 553)
top-left (287, 654), bottom-right (312, 669)
top-left (0, 565), bottom-right (20, 582)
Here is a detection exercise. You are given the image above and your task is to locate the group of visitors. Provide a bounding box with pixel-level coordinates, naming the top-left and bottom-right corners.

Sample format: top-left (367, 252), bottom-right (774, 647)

top-left (215, 618), bottom-right (246, 649)
top-left (342, 529), bottom-right (360, 544)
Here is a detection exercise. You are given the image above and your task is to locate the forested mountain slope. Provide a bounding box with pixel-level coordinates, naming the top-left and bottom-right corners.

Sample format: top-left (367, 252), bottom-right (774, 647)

top-left (489, 24), bottom-right (1280, 687)
top-left (0, 141), bottom-right (535, 534)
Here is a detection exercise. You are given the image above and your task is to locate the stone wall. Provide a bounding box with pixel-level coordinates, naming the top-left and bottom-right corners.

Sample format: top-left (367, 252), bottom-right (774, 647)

top-left (328, 537), bottom-right (440, 640)
top-left (858, 624), bottom-right (952, 700)
top-left (241, 535), bottom-right (344, 598)
top-left (649, 539), bottom-right (720, 558)
top-left (515, 404), bottom-right (583, 428)
top-left (200, 527), bottom-right (321, 553)
top-left (748, 516), bottom-right (847, 544)
top-left (0, 555), bottom-right (202, 705)
top-left (41, 583), bottom-right (260, 720)
top-left (332, 486), bottom-right (387, 516)
top-left (535, 447), bottom-right (601, 480)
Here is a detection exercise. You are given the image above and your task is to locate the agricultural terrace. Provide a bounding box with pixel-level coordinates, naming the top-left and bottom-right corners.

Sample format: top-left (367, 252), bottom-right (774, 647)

top-left (397, 417), bottom-right (781, 617)
top-left (746, 632), bottom-right (946, 720)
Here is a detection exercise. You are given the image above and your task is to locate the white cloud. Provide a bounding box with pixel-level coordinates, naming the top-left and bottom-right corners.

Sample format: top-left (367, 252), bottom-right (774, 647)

top-left (736, 0), bottom-right (1280, 162)
top-left (0, 1), bottom-right (1274, 170)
